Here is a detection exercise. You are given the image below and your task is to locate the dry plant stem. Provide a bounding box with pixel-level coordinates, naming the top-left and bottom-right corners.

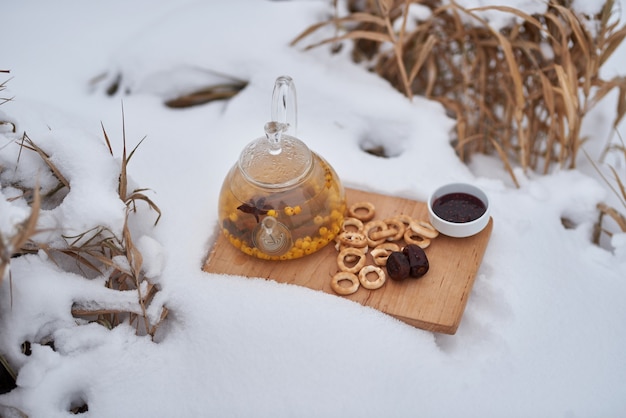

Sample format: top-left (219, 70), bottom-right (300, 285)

top-left (101, 114), bottom-right (161, 225)
top-left (122, 215), bottom-right (151, 333)
top-left (585, 131), bottom-right (626, 238)
top-left (0, 187), bottom-right (40, 285)
top-left (0, 77), bottom-right (14, 108)
top-left (69, 107), bottom-right (164, 336)
top-left (164, 82), bottom-right (248, 108)
top-left (18, 133), bottom-right (70, 190)
top-left (0, 353), bottom-right (16, 382)
top-left (598, 203), bottom-right (626, 232)
top-left (381, 0), bottom-right (412, 99)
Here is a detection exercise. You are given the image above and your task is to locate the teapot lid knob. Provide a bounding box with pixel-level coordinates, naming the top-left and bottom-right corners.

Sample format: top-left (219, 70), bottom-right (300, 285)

top-left (264, 121), bottom-right (288, 155)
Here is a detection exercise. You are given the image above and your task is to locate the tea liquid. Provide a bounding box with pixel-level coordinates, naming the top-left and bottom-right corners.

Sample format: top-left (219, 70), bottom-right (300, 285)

top-left (218, 155), bottom-right (345, 260)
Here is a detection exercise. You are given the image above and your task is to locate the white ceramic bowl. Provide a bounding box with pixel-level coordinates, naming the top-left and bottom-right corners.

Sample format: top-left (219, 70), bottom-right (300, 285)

top-left (427, 183), bottom-right (490, 238)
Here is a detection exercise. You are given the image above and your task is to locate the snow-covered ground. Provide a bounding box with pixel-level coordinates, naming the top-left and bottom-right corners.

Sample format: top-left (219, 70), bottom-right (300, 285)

top-left (1, 1), bottom-right (626, 417)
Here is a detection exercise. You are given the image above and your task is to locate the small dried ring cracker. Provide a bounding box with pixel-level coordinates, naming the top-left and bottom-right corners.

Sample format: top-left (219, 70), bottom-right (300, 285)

top-left (383, 218), bottom-right (405, 241)
top-left (337, 247), bottom-right (367, 273)
top-left (341, 217), bottom-right (364, 233)
top-left (409, 220), bottom-right (439, 239)
top-left (363, 220), bottom-right (389, 247)
top-left (331, 272), bottom-right (360, 295)
top-left (348, 201), bottom-right (376, 222)
top-left (370, 242), bottom-right (400, 266)
top-left (337, 231), bottom-right (368, 248)
top-left (358, 265), bottom-right (386, 290)
top-left (393, 214), bottom-right (413, 227)
top-left (404, 229), bottom-right (431, 249)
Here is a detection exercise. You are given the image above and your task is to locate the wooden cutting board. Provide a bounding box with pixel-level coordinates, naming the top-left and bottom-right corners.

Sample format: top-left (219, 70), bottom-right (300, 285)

top-left (203, 188), bottom-right (493, 334)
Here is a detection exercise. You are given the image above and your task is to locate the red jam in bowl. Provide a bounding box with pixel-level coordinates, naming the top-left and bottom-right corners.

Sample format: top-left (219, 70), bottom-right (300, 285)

top-left (432, 192), bottom-right (487, 223)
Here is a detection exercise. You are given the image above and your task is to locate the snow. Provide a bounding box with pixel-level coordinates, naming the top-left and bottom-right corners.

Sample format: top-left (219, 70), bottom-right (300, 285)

top-left (1, 0), bottom-right (626, 417)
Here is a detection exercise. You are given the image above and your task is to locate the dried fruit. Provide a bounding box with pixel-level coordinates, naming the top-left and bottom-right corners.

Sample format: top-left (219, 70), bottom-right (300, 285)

top-left (403, 244), bottom-right (429, 278)
top-left (386, 251), bottom-right (410, 280)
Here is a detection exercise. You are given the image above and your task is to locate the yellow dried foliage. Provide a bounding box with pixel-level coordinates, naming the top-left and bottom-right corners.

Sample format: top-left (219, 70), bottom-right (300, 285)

top-left (293, 0), bottom-right (626, 188)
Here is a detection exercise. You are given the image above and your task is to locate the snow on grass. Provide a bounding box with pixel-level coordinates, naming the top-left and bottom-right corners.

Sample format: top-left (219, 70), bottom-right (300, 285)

top-left (1, 0), bottom-right (626, 417)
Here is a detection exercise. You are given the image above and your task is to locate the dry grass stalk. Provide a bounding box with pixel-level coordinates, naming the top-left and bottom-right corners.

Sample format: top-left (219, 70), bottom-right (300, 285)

top-left (56, 220), bottom-right (164, 336)
top-left (165, 81), bottom-right (248, 108)
top-left (292, 0), bottom-right (626, 188)
top-left (0, 74), bottom-right (41, 286)
top-left (18, 133), bottom-right (70, 190)
top-left (96, 70), bottom-right (248, 109)
top-left (0, 74), bottom-right (16, 133)
top-left (101, 113), bottom-right (161, 225)
top-left (2, 109), bottom-right (165, 338)
top-left (586, 133), bottom-right (626, 242)
top-left (62, 113), bottom-right (165, 336)
top-left (0, 187), bottom-right (40, 286)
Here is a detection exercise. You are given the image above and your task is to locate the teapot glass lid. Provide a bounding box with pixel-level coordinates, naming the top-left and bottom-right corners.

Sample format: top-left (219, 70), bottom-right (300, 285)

top-left (238, 76), bottom-right (313, 189)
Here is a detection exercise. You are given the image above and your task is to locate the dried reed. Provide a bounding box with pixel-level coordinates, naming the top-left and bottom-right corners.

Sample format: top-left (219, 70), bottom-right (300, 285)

top-left (3, 107), bottom-right (165, 339)
top-left (0, 76), bottom-right (41, 287)
top-left (97, 70), bottom-right (248, 109)
top-left (0, 73), bottom-right (15, 132)
top-left (1, 73), bottom-right (38, 398)
top-left (293, 0), bottom-right (626, 187)
top-left (164, 81), bottom-right (248, 108)
top-left (0, 187), bottom-right (40, 286)
top-left (586, 132), bottom-right (626, 242)
top-left (61, 111), bottom-right (165, 337)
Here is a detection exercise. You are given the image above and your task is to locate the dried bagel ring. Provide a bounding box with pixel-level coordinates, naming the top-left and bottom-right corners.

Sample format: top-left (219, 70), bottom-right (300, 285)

top-left (409, 220), bottom-right (439, 239)
top-left (348, 201), bottom-right (376, 222)
top-left (393, 214), bottom-right (413, 228)
top-left (335, 241), bottom-right (368, 254)
top-left (337, 231), bottom-right (368, 248)
top-left (337, 247), bottom-right (367, 273)
top-left (335, 242), bottom-right (367, 263)
top-left (370, 228), bottom-right (397, 241)
top-left (371, 242), bottom-right (400, 266)
top-left (358, 265), bottom-right (386, 290)
top-left (331, 272), bottom-right (360, 295)
top-left (341, 217), bottom-right (364, 233)
top-left (404, 229), bottom-right (431, 249)
top-left (363, 220), bottom-right (389, 247)
top-left (383, 218), bottom-right (405, 241)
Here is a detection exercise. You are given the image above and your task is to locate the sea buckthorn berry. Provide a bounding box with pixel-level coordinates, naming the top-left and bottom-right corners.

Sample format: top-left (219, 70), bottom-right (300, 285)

top-left (293, 205), bottom-right (302, 215)
top-left (229, 236), bottom-right (242, 249)
top-left (313, 215), bottom-right (324, 225)
top-left (284, 206), bottom-right (295, 216)
top-left (267, 209), bottom-right (277, 217)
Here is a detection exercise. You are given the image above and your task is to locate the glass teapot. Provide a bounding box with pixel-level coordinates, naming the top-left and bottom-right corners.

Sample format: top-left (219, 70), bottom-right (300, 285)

top-left (218, 76), bottom-right (346, 260)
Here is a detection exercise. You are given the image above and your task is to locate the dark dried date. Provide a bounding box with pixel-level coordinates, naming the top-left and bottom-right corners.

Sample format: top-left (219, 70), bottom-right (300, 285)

top-left (386, 251), bottom-right (411, 280)
top-left (403, 244), bottom-right (429, 278)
